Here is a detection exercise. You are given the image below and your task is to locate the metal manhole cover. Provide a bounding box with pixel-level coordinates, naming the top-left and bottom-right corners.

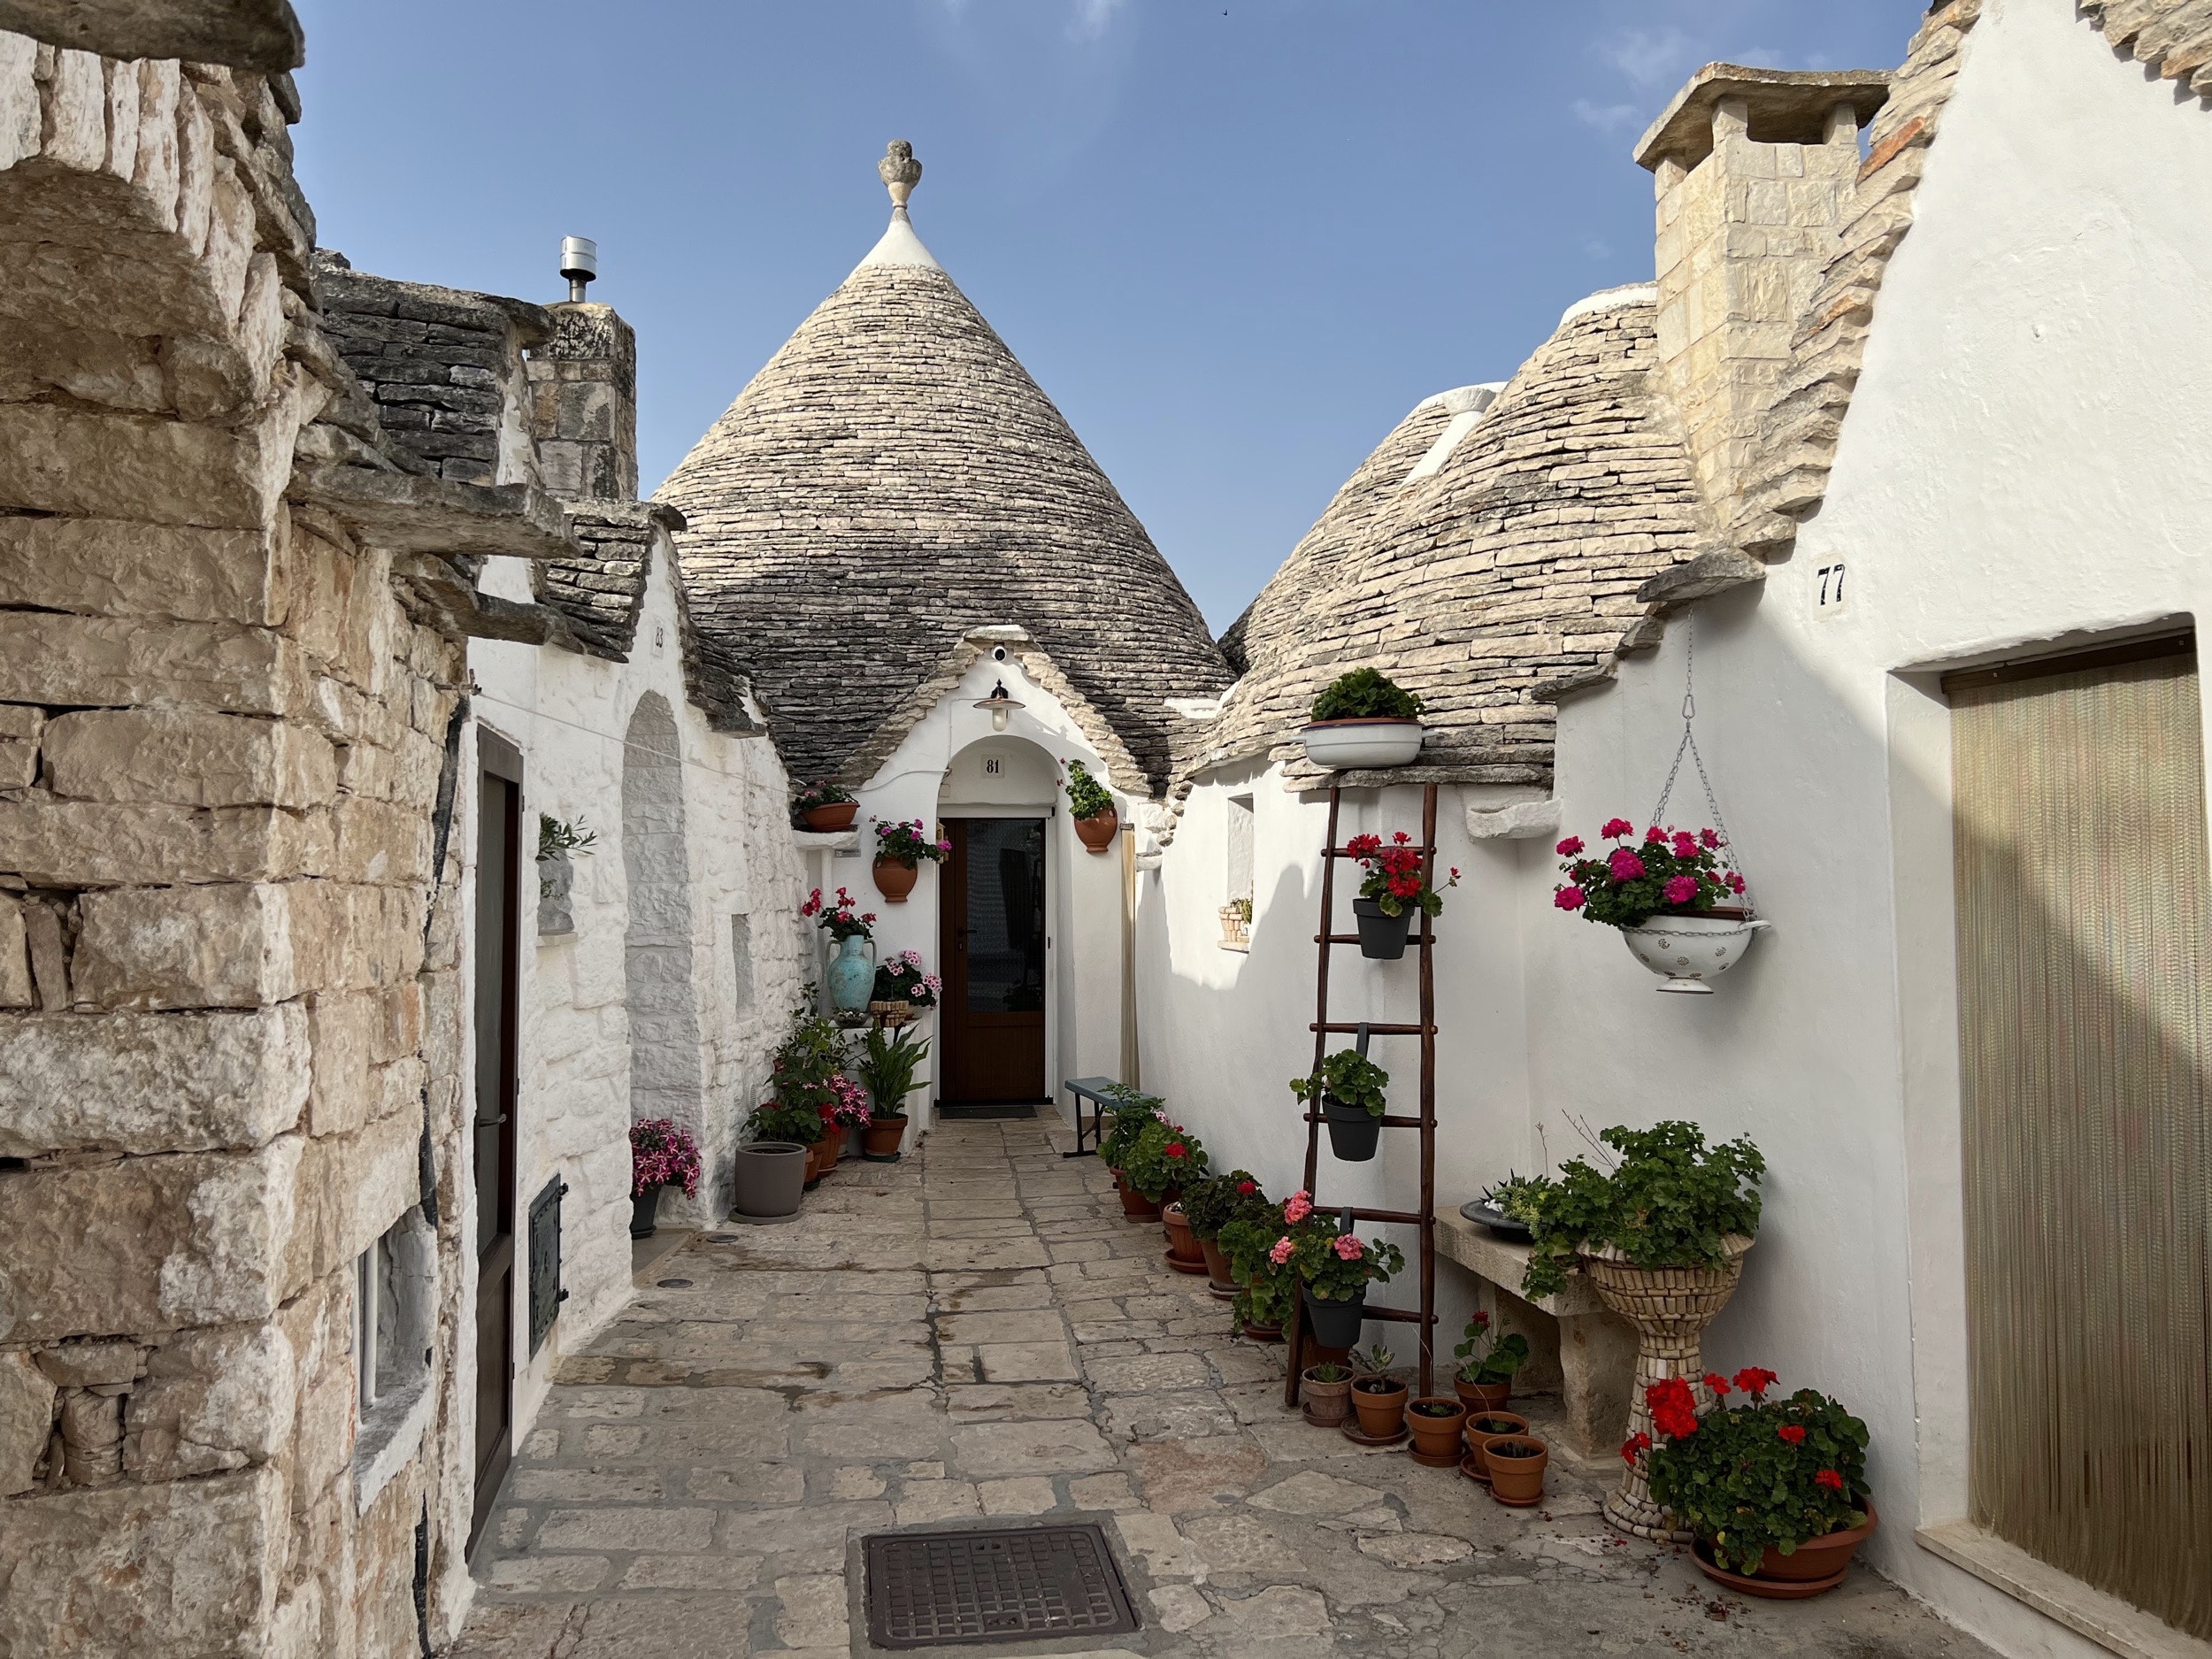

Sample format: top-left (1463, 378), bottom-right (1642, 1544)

top-left (656, 1278), bottom-right (692, 1288)
top-left (864, 1524), bottom-right (1139, 1649)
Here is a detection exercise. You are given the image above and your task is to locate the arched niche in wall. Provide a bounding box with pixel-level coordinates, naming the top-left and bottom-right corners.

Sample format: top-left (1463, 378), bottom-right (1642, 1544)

top-left (621, 692), bottom-right (704, 1137)
top-left (939, 734), bottom-right (1061, 813)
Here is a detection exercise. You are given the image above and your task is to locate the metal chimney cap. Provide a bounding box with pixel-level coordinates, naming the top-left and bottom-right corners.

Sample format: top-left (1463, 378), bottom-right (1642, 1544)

top-left (558, 235), bottom-right (599, 281)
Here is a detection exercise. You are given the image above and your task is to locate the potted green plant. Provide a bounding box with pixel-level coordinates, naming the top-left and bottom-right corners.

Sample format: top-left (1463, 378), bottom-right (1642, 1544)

top-left (1099, 1086), bottom-right (1168, 1217)
top-left (869, 949), bottom-right (941, 1017)
top-left (802, 887), bottom-right (879, 1011)
top-left (1553, 819), bottom-right (1768, 993)
top-left (1343, 831), bottom-right (1459, 960)
top-left (1348, 1342), bottom-right (1408, 1438)
top-left (1520, 1120), bottom-right (1764, 1538)
top-left (793, 779), bottom-right (858, 832)
top-left (1485, 1433), bottom-right (1549, 1506)
top-left (1289, 1048), bottom-right (1390, 1162)
top-left (854, 1025), bottom-right (926, 1159)
top-left (1064, 758), bottom-right (1118, 854)
top-left (1121, 1118), bottom-right (1208, 1212)
top-left (1407, 1392), bottom-right (1467, 1466)
top-left (1301, 667), bottom-right (1426, 769)
top-left (628, 1118), bottom-right (702, 1239)
top-left (1632, 1369), bottom-right (1876, 1595)
top-left (1277, 1190), bottom-right (1404, 1349)
top-left (1451, 1310), bottom-right (1531, 1414)
top-left (1180, 1171), bottom-right (1264, 1292)
top-left (1462, 1409), bottom-right (1530, 1484)
top-left (1218, 1204), bottom-right (1293, 1340)
top-left (1300, 1360), bottom-right (1353, 1425)
top-left (871, 818), bottom-right (949, 903)
top-left (1464, 1171), bottom-right (1548, 1241)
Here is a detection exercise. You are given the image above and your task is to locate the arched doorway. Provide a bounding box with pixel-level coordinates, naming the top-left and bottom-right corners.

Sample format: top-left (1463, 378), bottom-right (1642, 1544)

top-left (621, 695), bottom-right (704, 1164)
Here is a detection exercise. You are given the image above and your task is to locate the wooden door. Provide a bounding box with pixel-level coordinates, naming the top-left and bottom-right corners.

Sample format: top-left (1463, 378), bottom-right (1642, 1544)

top-left (469, 744), bottom-right (523, 1548)
top-left (940, 818), bottom-right (1048, 1104)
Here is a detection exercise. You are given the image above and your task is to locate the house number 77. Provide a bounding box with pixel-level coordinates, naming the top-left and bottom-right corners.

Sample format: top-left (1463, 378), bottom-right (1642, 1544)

top-left (1816, 561), bottom-right (1848, 613)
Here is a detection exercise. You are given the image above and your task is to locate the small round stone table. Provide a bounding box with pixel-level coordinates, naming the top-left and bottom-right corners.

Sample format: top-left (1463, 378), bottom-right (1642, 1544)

top-left (1581, 1233), bottom-right (1755, 1540)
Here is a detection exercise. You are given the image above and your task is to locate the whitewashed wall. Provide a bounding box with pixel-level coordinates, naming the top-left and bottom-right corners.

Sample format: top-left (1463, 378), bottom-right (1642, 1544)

top-left (469, 539), bottom-right (809, 1441)
top-left (1534, 4), bottom-right (2212, 1653)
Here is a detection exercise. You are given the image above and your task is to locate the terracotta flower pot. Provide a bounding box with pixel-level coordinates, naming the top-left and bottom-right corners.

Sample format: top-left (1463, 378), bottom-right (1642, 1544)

top-left (1486, 1434), bottom-right (1549, 1506)
top-left (1242, 1320), bottom-right (1283, 1343)
top-left (1694, 1500), bottom-right (1880, 1597)
top-left (1407, 1396), bottom-right (1467, 1463)
top-left (1161, 1202), bottom-right (1202, 1265)
top-left (872, 857), bottom-right (918, 902)
top-left (802, 802), bottom-right (857, 832)
top-left (1074, 806), bottom-right (1118, 854)
top-left (1462, 1410), bottom-right (1530, 1482)
top-left (1454, 1377), bottom-right (1512, 1416)
top-left (1199, 1236), bottom-right (1235, 1292)
top-left (1301, 1366), bottom-right (1353, 1425)
top-left (1117, 1178), bottom-right (1161, 1221)
top-left (862, 1115), bottom-right (908, 1160)
top-left (1350, 1376), bottom-right (1408, 1439)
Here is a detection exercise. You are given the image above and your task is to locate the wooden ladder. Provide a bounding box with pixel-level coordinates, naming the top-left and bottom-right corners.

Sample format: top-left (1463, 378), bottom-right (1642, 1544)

top-left (1280, 783), bottom-right (1440, 1406)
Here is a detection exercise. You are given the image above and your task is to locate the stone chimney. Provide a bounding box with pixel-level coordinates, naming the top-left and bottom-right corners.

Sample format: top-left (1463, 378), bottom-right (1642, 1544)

top-left (1637, 65), bottom-right (1890, 526)
top-left (527, 301), bottom-right (639, 502)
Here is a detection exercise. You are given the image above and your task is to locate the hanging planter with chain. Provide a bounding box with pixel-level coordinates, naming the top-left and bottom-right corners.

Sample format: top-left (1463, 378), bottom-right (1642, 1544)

top-left (1551, 619), bottom-right (1770, 994)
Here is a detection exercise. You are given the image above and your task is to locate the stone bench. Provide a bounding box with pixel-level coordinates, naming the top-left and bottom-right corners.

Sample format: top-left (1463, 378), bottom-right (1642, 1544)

top-left (1432, 1206), bottom-right (1637, 1460)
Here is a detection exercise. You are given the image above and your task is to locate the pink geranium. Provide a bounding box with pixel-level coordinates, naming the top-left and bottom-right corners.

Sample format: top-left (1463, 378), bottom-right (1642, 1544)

top-left (1282, 1190), bottom-right (1313, 1225)
top-left (1269, 1236), bottom-right (1295, 1265)
top-left (1608, 848), bottom-right (1646, 881)
top-left (1554, 816), bottom-right (1745, 928)
top-left (1601, 817), bottom-right (1634, 839)
top-left (1554, 887), bottom-right (1586, 911)
top-left (1332, 1233), bottom-right (1366, 1261)
top-left (1555, 836), bottom-right (1584, 856)
top-left (1663, 875), bottom-right (1698, 905)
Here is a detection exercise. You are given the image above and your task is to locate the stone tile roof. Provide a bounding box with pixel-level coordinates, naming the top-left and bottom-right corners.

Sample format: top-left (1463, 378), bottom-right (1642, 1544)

top-left (2081, 0), bottom-right (2212, 94)
top-left (1175, 290), bottom-right (1710, 795)
top-left (655, 227), bottom-right (1231, 795)
top-left (531, 502), bottom-right (655, 658)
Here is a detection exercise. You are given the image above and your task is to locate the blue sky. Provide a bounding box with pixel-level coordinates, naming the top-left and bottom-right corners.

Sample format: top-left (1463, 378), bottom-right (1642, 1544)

top-left (293, 1), bottom-right (1928, 632)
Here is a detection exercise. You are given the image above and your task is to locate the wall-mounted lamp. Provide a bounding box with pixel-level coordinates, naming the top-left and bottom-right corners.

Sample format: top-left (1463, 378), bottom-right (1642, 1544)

top-left (974, 680), bottom-right (1024, 733)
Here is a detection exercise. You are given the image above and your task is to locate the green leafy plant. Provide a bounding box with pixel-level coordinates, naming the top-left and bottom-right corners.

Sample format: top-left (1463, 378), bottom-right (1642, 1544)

top-left (1219, 1202), bottom-right (1295, 1331)
top-left (1310, 667), bottom-right (1423, 724)
top-left (1063, 758), bottom-right (1114, 821)
top-left (874, 818), bottom-right (949, 867)
top-left (1481, 1171), bottom-right (1552, 1225)
top-left (1289, 1048), bottom-right (1390, 1121)
top-left (854, 1025), bottom-right (927, 1120)
top-left (766, 1009), bottom-right (849, 1113)
top-left (792, 780), bottom-right (855, 811)
top-left (744, 1098), bottom-right (826, 1145)
top-left (1521, 1121), bottom-right (1765, 1301)
top-left (1271, 1190), bottom-right (1403, 1303)
top-left (1232, 1269), bottom-right (1292, 1333)
top-left (1225, 895), bottom-right (1253, 925)
top-left (1452, 1310), bottom-right (1531, 1386)
top-left (1634, 1370), bottom-right (1870, 1576)
top-left (1120, 1118), bottom-right (1209, 1203)
top-left (1179, 1171), bottom-right (1265, 1240)
top-left (1098, 1086), bottom-right (1166, 1170)
top-left (537, 813), bottom-right (597, 860)
top-left (1350, 1341), bottom-right (1397, 1379)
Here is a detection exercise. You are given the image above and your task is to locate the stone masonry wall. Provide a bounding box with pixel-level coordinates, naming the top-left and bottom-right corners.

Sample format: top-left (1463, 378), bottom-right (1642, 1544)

top-left (0, 31), bottom-right (480, 1657)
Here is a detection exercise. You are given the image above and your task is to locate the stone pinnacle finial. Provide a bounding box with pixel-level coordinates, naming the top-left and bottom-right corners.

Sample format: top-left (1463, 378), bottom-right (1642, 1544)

top-left (879, 140), bottom-right (922, 209)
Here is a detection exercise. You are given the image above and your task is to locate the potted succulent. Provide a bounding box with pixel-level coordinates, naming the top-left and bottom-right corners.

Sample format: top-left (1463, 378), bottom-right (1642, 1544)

top-left (1122, 1118), bottom-right (1208, 1215)
top-left (1463, 1171), bottom-right (1548, 1242)
top-left (1451, 1310), bottom-right (1531, 1414)
top-left (1553, 819), bottom-right (1768, 993)
top-left (1632, 1369), bottom-right (1876, 1596)
top-left (1343, 831), bottom-right (1459, 960)
top-left (1217, 895), bottom-right (1252, 949)
top-left (1348, 1342), bottom-right (1409, 1438)
top-left (1462, 1409), bottom-right (1531, 1484)
top-left (854, 1024), bottom-right (926, 1159)
top-left (793, 780), bottom-right (859, 832)
top-left (1064, 758), bottom-right (1119, 854)
top-left (1289, 1048), bottom-right (1390, 1162)
top-left (801, 887), bottom-right (879, 1012)
top-left (1485, 1433), bottom-right (1550, 1506)
top-left (1300, 1360), bottom-right (1353, 1426)
top-left (1180, 1171), bottom-right (1264, 1292)
top-left (1521, 1120), bottom-right (1764, 1539)
top-left (1277, 1190), bottom-right (1405, 1349)
top-left (1406, 1393), bottom-right (1467, 1467)
top-left (628, 1118), bottom-right (702, 1239)
top-left (733, 1102), bottom-right (814, 1218)
top-left (1301, 667), bottom-right (1426, 770)
top-left (871, 818), bottom-right (949, 903)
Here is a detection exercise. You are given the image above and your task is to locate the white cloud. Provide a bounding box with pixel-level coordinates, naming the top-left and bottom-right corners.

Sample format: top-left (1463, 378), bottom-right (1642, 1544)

top-left (1600, 25), bottom-right (1698, 90)
top-left (1572, 98), bottom-right (1642, 134)
top-left (1066, 0), bottom-right (1127, 42)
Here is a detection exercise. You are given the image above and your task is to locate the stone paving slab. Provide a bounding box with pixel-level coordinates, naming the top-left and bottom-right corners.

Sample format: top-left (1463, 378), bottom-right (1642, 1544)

top-left (455, 1118), bottom-right (2001, 1659)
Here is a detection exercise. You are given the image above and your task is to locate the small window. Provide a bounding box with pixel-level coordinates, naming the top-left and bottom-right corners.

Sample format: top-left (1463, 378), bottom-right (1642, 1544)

top-left (1226, 796), bottom-right (1255, 906)
top-left (731, 913), bottom-right (753, 1015)
top-left (355, 1209), bottom-right (433, 1410)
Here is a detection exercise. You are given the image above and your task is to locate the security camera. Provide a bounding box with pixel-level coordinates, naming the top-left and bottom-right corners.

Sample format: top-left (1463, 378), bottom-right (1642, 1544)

top-left (992, 646), bottom-right (1008, 662)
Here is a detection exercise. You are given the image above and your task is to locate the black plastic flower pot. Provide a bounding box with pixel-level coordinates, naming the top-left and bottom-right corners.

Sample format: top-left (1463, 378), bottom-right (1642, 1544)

top-left (1323, 1096), bottom-right (1382, 1162)
top-left (1352, 898), bottom-right (1412, 961)
top-left (1302, 1286), bottom-right (1368, 1349)
top-left (630, 1182), bottom-right (664, 1240)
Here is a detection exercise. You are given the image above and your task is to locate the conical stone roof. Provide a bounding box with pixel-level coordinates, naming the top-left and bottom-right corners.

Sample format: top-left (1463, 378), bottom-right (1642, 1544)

top-left (657, 145), bottom-right (1229, 794)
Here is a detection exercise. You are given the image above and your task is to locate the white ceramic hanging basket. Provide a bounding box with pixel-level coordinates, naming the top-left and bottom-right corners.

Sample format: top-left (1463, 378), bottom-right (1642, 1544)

top-left (1620, 912), bottom-right (1770, 994)
top-left (1299, 719), bottom-right (1425, 770)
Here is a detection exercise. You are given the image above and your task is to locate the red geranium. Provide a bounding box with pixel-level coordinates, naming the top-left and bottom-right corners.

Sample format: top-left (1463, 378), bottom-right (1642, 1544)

top-left (1647, 1375), bottom-right (1701, 1440)
top-left (1815, 1468), bottom-right (1846, 1492)
top-left (1343, 829), bottom-right (1458, 919)
top-left (1621, 1431), bottom-right (1653, 1466)
top-left (1733, 1366), bottom-right (1778, 1400)
top-left (1702, 1372), bottom-right (1731, 1397)
top-left (1778, 1424), bottom-right (1807, 1445)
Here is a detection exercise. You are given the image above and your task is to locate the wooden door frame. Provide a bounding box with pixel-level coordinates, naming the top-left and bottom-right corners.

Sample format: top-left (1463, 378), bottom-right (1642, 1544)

top-left (938, 816), bottom-right (1051, 1108)
top-left (469, 730), bottom-right (524, 1550)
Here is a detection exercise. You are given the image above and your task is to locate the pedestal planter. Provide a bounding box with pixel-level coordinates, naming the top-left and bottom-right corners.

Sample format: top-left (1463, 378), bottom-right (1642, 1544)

top-left (872, 857), bottom-right (918, 903)
top-left (1349, 1375), bottom-right (1408, 1439)
top-left (733, 1142), bottom-right (807, 1219)
top-left (803, 803), bottom-right (858, 832)
top-left (1485, 1435), bottom-right (1549, 1506)
top-left (826, 933), bottom-right (875, 1011)
top-left (1690, 1501), bottom-right (1878, 1599)
top-left (1407, 1397), bottom-right (1467, 1466)
top-left (1323, 1096), bottom-right (1382, 1162)
top-left (1351, 899), bottom-right (1412, 961)
top-left (863, 1115), bottom-right (908, 1161)
top-left (1584, 1234), bottom-right (1755, 1540)
top-left (1074, 807), bottom-right (1118, 854)
top-left (1302, 1286), bottom-right (1368, 1349)
top-left (1300, 1366), bottom-right (1352, 1426)
top-left (630, 1183), bottom-right (664, 1240)
top-left (1620, 912), bottom-right (1770, 994)
top-left (1301, 718), bottom-right (1425, 770)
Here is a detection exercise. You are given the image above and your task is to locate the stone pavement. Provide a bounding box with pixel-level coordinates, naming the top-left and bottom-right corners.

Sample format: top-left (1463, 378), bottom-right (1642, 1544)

top-left (453, 1119), bottom-right (1996, 1658)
